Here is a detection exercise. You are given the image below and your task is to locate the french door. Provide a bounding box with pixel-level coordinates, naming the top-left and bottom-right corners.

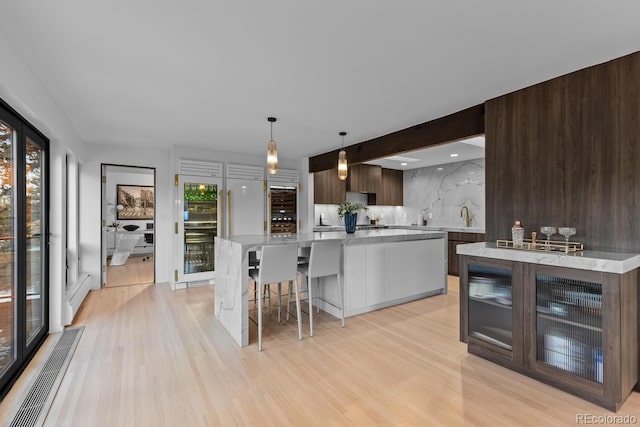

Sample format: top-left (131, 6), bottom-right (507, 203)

top-left (0, 99), bottom-right (49, 397)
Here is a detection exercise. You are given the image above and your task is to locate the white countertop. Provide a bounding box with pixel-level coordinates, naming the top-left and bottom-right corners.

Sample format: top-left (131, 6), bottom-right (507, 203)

top-left (388, 225), bottom-right (486, 233)
top-left (107, 229), bottom-right (154, 234)
top-left (313, 225), bottom-right (486, 233)
top-left (218, 229), bottom-right (447, 252)
top-left (457, 242), bottom-right (640, 274)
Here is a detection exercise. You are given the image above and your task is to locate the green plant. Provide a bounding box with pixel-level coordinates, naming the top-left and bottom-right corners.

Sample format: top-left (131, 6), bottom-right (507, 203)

top-left (337, 202), bottom-right (368, 219)
top-left (108, 222), bottom-right (121, 229)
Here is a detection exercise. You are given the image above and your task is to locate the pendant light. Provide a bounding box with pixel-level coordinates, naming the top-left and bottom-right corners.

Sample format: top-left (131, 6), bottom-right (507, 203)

top-left (267, 117), bottom-right (278, 174)
top-left (337, 131), bottom-right (348, 180)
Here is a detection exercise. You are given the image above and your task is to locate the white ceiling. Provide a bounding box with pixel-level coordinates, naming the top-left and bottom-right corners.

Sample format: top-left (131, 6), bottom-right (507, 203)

top-left (365, 136), bottom-right (484, 170)
top-left (2, 2), bottom-right (640, 160)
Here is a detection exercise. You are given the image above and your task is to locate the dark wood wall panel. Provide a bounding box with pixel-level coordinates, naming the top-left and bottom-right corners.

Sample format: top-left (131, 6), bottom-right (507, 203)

top-left (309, 104), bottom-right (484, 173)
top-left (486, 51), bottom-right (640, 252)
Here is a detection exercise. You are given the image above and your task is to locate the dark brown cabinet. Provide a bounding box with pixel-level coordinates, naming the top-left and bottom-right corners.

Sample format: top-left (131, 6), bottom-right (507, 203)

top-left (448, 232), bottom-right (485, 276)
top-left (347, 164), bottom-right (381, 194)
top-left (460, 255), bottom-right (638, 411)
top-left (378, 168), bottom-right (403, 206)
top-left (314, 165), bottom-right (403, 206)
top-left (313, 167), bottom-right (346, 204)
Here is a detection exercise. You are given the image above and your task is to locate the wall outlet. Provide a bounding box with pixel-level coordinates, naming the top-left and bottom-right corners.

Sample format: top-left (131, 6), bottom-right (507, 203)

top-left (428, 213), bottom-right (433, 219)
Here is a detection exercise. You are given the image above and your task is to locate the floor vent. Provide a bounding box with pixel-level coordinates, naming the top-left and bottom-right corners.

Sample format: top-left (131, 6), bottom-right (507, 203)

top-left (9, 326), bottom-right (84, 427)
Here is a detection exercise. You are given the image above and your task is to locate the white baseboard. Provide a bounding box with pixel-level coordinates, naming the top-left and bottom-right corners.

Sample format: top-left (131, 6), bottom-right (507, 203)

top-left (64, 273), bottom-right (94, 325)
top-left (173, 279), bottom-right (213, 290)
top-left (187, 280), bottom-right (213, 288)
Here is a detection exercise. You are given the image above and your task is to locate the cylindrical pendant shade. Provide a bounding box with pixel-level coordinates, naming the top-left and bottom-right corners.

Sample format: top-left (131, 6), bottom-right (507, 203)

top-left (337, 149), bottom-right (348, 180)
top-left (267, 139), bottom-right (278, 174)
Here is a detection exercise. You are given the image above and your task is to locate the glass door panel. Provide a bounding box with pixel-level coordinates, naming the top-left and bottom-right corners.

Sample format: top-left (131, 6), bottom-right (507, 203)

top-left (183, 181), bottom-right (218, 275)
top-left (536, 274), bottom-right (603, 383)
top-left (468, 263), bottom-right (513, 350)
top-left (25, 137), bottom-right (44, 344)
top-left (0, 101), bottom-right (49, 397)
top-left (269, 186), bottom-right (297, 234)
top-left (0, 120), bottom-right (16, 374)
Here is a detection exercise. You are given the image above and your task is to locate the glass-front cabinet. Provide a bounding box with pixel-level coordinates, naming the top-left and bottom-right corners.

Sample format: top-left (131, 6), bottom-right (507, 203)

top-left (535, 272), bottom-right (603, 383)
top-left (462, 257), bottom-right (523, 364)
top-left (266, 168), bottom-right (299, 235)
top-left (461, 254), bottom-right (638, 411)
top-left (268, 186), bottom-right (297, 234)
top-left (468, 263), bottom-right (513, 350)
top-left (176, 174), bottom-right (222, 283)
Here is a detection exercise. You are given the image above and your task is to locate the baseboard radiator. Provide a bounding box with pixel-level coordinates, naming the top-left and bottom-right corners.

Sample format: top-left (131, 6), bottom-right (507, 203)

top-left (65, 273), bottom-right (93, 324)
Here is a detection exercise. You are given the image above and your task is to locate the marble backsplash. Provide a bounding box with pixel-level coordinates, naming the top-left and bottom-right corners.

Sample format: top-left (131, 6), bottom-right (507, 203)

top-left (403, 158), bottom-right (485, 228)
top-left (314, 158), bottom-right (485, 228)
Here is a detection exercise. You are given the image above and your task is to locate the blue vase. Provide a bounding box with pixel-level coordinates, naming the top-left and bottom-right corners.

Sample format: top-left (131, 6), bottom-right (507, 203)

top-left (344, 213), bottom-right (357, 233)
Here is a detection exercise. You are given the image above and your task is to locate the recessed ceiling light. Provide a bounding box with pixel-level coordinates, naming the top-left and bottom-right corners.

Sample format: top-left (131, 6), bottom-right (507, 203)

top-left (400, 162), bottom-right (407, 166)
top-left (384, 155), bottom-right (420, 162)
top-left (437, 167), bottom-right (443, 171)
top-left (450, 153), bottom-right (459, 157)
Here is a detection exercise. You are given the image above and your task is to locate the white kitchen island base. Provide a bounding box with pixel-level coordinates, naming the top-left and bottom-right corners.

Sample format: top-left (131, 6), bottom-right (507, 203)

top-left (214, 229), bottom-right (447, 347)
top-left (315, 238), bottom-right (446, 318)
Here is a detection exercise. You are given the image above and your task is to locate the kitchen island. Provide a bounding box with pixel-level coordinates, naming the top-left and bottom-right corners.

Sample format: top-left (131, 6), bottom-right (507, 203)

top-left (215, 229), bottom-right (447, 347)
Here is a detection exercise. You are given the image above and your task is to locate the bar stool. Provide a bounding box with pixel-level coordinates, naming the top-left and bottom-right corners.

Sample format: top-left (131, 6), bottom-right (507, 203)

top-left (295, 241), bottom-right (344, 336)
top-left (249, 249), bottom-right (308, 322)
top-left (249, 243), bottom-right (302, 351)
top-left (248, 250), bottom-right (266, 307)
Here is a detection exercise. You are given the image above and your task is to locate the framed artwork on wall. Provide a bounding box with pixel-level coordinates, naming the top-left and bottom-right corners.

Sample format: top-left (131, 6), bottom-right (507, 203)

top-left (116, 185), bottom-right (154, 220)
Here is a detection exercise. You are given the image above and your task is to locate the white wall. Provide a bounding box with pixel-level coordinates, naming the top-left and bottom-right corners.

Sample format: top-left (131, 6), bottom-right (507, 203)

top-left (0, 34), bottom-right (86, 333)
top-left (80, 144), bottom-right (172, 286)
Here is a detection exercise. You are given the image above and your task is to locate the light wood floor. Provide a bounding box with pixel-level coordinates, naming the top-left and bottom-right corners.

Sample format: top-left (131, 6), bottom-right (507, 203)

top-left (105, 254), bottom-right (154, 287)
top-left (2, 277), bottom-right (640, 426)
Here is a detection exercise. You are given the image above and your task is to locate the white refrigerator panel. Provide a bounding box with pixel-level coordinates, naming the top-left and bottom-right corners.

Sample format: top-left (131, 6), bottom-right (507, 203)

top-left (227, 178), bottom-right (265, 235)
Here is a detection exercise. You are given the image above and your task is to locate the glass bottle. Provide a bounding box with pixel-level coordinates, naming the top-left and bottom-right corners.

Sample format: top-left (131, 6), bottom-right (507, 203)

top-left (512, 220), bottom-right (524, 248)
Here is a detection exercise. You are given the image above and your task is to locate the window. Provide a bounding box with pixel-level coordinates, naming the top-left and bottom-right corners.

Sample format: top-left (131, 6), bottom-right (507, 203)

top-left (0, 98), bottom-right (49, 397)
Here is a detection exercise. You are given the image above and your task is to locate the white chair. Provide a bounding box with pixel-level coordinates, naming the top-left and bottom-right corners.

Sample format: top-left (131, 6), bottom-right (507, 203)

top-left (249, 244), bottom-right (302, 351)
top-left (249, 249), bottom-right (308, 322)
top-left (296, 241), bottom-right (344, 336)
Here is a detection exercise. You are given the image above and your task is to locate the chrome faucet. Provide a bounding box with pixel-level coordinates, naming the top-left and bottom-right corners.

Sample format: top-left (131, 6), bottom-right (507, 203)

top-left (460, 206), bottom-right (472, 227)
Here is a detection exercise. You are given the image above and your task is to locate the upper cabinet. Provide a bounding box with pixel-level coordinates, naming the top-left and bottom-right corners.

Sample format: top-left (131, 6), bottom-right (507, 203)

top-left (313, 165), bottom-right (403, 206)
top-left (313, 167), bottom-right (346, 204)
top-left (347, 164), bottom-right (381, 194)
top-left (378, 168), bottom-right (403, 206)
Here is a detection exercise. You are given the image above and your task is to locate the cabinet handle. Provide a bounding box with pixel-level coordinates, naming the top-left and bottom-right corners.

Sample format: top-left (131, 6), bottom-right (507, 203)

top-left (218, 190), bottom-right (223, 237)
top-left (227, 190), bottom-right (231, 236)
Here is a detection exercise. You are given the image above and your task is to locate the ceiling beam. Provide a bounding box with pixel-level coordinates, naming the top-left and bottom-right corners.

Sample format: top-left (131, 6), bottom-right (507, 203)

top-left (308, 104), bottom-right (485, 173)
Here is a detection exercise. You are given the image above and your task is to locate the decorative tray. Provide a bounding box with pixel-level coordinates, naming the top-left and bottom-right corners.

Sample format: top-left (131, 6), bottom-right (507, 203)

top-left (496, 238), bottom-right (583, 253)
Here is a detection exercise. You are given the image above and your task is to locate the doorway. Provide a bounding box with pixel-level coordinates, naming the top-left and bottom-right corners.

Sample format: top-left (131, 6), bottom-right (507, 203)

top-left (101, 164), bottom-right (155, 287)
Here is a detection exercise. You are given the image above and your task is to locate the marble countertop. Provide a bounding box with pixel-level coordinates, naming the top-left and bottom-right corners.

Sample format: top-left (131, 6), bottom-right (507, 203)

top-left (107, 229), bottom-right (154, 234)
top-left (457, 242), bottom-right (640, 274)
top-left (218, 229), bottom-right (447, 251)
top-left (388, 225), bottom-right (486, 233)
top-left (313, 224), bottom-right (486, 233)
